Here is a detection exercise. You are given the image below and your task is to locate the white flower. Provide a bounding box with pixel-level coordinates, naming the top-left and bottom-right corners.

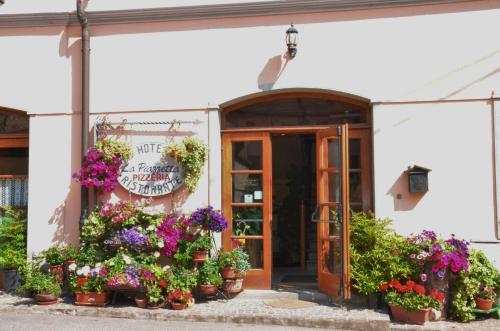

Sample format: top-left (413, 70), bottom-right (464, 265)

top-left (157, 241), bottom-right (164, 248)
top-left (76, 269), bottom-right (83, 276)
top-left (137, 226), bottom-right (143, 231)
top-left (82, 266), bottom-right (91, 276)
top-left (95, 263), bottom-right (102, 268)
top-left (68, 263), bottom-right (77, 272)
top-left (109, 261), bottom-right (115, 266)
top-left (154, 251), bottom-right (160, 258)
top-left (123, 255), bottom-right (131, 264)
top-left (162, 265), bottom-right (170, 271)
top-left (147, 225), bottom-right (155, 231)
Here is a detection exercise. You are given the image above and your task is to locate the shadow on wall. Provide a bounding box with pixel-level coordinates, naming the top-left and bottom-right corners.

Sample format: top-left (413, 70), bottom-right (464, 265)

top-left (386, 172), bottom-right (426, 211)
top-left (257, 54), bottom-right (289, 91)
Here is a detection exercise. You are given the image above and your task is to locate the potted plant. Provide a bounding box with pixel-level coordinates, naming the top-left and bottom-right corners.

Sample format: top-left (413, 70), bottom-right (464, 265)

top-left (189, 206), bottom-right (228, 233)
top-left (0, 209), bottom-right (27, 292)
top-left (18, 261), bottom-right (62, 305)
top-left (190, 235), bottom-right (212, 262)
top-left (167, 289), bottom-right (192, 310)
top-left (163, 137), bottom-right (208, 193)
top-left (64, 244), bottom-right (79, 266)
top-left (73, 139), bottom-right (132, 194)
top-left (167, 266), bottom-right (198, 293)
top-left (475, 285), bottom-right (496, 310)
top-left (42, 245), bottom-right (67, 284)
top-left (137, 265), bottom-right (169, 308)
top-left (71, 264), bottom-right (110, 306)
top-left (217, 249), bottom-right (236, 280)
top-left (197, 258), bottom-right (222, 296)
top-left (380, 279), bottom-right (444, 325)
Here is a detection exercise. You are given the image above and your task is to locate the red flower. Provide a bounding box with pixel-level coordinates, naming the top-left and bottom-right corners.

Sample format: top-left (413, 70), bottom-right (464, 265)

top-left (413, 284), bottom-right (426, 295)
top-left (398, 285), bottom-right (411, 293)
top-left (388, 280), bottom-right (401, 289)
top-left (379, 283), bottom-right (389, 292)
top-left (77, 277), bottom-right (88, 287)
top-left (429, 289), bottom-right (445, 302)
top-left (158, 279), bottom-right (168, 289)
top-left (406, 280), bottom-right (416, 289)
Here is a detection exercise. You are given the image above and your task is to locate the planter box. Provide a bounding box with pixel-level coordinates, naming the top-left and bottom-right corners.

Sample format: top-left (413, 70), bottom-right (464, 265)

top-left (75, 291), bottom-right (110, 306)
top-left (389, 304), bottom-right (431, 325)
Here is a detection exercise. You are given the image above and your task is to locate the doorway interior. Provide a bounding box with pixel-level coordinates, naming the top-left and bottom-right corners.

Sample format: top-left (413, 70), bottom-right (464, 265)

top-left (271, 133), bottom-right (317, 289)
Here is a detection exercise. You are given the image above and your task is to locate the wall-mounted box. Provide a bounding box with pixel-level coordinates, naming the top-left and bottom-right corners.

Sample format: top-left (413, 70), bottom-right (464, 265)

top-left (405, 165), bottom-right (431, 193)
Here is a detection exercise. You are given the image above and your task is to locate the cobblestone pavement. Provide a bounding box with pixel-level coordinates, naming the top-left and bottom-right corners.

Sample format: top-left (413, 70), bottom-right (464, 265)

top-left (0, 291), bottom-right (498, 331)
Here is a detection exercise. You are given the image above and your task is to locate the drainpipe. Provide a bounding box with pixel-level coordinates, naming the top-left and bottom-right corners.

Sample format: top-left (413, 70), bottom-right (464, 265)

top-left (77, 0), bottom-right (90, 228)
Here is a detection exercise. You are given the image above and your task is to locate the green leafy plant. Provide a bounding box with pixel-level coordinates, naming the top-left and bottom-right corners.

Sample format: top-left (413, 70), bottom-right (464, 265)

top-left (217, 249), bottom-right (236, 269)
top-left (95, 139), bottom-right (133, 162)
top-left (233, 247), bottom-right (251, 274)
top-left (167, 266), bottom-right (198, 292)
top-left (64, 244), bottom-right (79, 261)
top-left (18, 261), bottom-right (62, 296)
top-left (146, 284), bottom-right (165, 304)
top-left (198, 258), bottom-right (223, 286)
top-left (42, 245), bottom-right (67, 266)
top-left (189, 235), bottom-right (212, 252)
top-left (350, 212), bottom-right (418, 295)
top-left (164, 137), bottom-right (208, 193)
top-left (449, 249), bottom-right (500, 321)
top-left (476, 285), bottom-right (496, 300)
top-left (0, 208), bottom-right (27, 270)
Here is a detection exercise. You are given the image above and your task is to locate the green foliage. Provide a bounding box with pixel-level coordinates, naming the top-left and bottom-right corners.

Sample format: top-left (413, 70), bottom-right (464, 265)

top-left (81, 212), bottom-right (107, 244)
top-left (64, 244), bottom-right (79, 261)
top-left (95, 139), bottom-right (133, 162)
top-left (350, 212), bottom-right (418, 295)
top-left (167, 266), bottom-right (198, 292)
top-left (41, 245), bottom-right (67, 266)
top-left (189, 235), bottom-right (212, 252)
top-left (385, 291), bottom-right (441, 311)
top-left (216, 247), bottom-right (251, 274)
top-left (0, 208), bottom-right (27, 270)
top-left (18, 261), bottom-right (62, 296)
top-left (164, 137), bottom-right (208, 193)
top-left (449, 249), bottom-right (500, 322)
top-left (198, 258), bottom-right (223, 286)
top-left (146, 285), bottom-right (164, 304)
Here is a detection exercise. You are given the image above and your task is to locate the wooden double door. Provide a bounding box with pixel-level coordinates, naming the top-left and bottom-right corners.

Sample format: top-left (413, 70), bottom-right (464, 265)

top-left (222, 125), bottom-right (352, 298)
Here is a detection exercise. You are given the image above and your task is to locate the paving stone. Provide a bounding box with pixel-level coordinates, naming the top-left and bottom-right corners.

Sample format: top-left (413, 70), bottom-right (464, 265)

top-left (1, 292), bottom-right (496, 331)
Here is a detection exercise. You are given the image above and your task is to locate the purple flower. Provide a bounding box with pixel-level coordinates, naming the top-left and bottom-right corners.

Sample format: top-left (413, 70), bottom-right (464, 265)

top-left (189, 206), bottom-right (228, 232)
top-left (437, 270), bottom-right (446, 279)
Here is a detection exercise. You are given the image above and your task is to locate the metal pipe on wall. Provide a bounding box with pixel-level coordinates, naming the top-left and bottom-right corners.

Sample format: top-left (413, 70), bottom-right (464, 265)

top-left (77, 0), bottom-right (90, 227)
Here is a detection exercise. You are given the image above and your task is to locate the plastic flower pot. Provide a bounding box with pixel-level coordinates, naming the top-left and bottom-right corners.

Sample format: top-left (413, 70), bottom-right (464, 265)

top-left (75, 291), bottom-right (110, 306)
top-left (389, 304), bottom-right (431, 325)
top-left (34, 293), bottom-right (59, 305)
top-left (192, 250), bottom-right (208, 263)
top-left (475, 298), bottom-right (494, 311)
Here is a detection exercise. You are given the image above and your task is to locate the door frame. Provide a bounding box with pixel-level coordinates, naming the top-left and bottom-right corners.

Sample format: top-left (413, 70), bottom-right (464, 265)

top-left (221, 126), bottom-right (371, 293)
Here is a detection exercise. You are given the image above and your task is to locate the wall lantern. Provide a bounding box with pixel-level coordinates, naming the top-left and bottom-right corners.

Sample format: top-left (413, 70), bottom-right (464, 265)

top-left (286, 24), bottom-right (298, 58)
top-left (405, 165), bottom-right (431, 193)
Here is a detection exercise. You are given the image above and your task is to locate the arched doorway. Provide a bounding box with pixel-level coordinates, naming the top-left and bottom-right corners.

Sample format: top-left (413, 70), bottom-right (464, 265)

top-left (220, 89), bottom-right (372, 298)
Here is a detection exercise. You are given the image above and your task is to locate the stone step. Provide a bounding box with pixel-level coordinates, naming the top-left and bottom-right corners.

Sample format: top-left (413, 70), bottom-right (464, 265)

top-left (232, 290), bottom-right (298, 300)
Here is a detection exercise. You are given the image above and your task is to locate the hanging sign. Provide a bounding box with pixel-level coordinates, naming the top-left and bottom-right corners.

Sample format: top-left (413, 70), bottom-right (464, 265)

top-left (118, 142), bottom-right (184, 196)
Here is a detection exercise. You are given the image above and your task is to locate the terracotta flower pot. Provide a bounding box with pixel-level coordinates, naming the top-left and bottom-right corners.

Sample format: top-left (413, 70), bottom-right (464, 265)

top-left (389, 304), bottom-right (431, 325)
top-left (34, 293), bottom-right (59, 305)
top-left (146, 301), bottom-right (166, 309)
top-left (170, 301), bottom-right (188, 310)
top-left (220, 267), bottom-right (236, 280)
top-left (134, 295), bottom-right (147, 309)
top-left (192, 250), bottom-right (208, 262)
top-left (475, 298), bottom-right (494, 311)
top-left (198, 284), bottom-right (218, 296)
top-left (75, 291), bottom-right (110, 306)
top-left (222, 278), bottom-right (243, 294)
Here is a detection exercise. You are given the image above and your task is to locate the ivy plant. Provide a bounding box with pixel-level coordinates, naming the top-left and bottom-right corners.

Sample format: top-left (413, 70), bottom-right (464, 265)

top-left (164, 137), bottom-right (208, 193)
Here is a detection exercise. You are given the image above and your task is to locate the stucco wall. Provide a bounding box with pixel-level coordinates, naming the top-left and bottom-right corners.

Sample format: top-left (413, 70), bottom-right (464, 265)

top-left (1, 2), bottom-right (498, 261)
top-left (373, 101), bottom-right (500, 266)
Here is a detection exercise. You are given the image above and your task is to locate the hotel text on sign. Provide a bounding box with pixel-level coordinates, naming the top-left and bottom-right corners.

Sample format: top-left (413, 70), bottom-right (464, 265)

top-left (118, 142), bottom-right (184, 196)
